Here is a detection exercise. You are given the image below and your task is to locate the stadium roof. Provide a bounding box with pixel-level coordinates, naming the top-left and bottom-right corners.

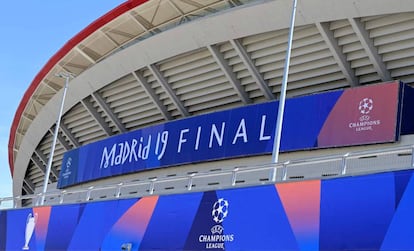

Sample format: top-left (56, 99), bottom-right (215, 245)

top-left (9, 0), bottom-right (414, 197)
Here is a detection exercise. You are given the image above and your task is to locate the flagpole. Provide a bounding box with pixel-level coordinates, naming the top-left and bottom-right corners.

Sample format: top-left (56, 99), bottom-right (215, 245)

top-left (40, 72), bottom-right (73, 205)
top-left (272, 0), bottom-right (298, 163)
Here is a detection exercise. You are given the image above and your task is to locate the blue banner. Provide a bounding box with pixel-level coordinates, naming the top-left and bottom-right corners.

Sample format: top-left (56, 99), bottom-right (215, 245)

top-left (58, 82), bottom-right (402, 188)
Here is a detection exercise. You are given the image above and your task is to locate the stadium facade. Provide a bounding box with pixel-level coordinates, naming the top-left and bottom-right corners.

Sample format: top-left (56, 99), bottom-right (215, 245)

top-left (3, 0), bottom-right (414, 250)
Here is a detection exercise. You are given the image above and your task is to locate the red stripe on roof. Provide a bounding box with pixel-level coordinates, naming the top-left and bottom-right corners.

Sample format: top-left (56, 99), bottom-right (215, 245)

top-left (8, 0), bottom-right (149, 176)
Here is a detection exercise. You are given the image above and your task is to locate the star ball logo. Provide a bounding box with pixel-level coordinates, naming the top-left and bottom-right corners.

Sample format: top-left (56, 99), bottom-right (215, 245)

top-left (349, 97), bottom-right (380, 132)
top-left (212, 198), bottom-right (229, 224)
top-left (198, 198), bottom-right (234, 249)
top-left (358, 98), bottom-right (373, 115)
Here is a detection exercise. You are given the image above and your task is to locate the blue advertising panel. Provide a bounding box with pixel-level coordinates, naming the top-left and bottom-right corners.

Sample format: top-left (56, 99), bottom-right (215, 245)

top-left (58, 82), bottom-right (403, 188)
top-left (2, 169), bottom-right (414, 250)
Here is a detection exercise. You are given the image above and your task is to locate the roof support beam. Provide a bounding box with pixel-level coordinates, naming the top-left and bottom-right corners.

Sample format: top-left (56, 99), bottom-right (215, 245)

top-left (92, 92), bottom-right (127, 133)
top-left (57, 131), bottom-right (71, 151)
top-left (128, 13), bottom-right (150, 33)
top-left (316, 22), bottom-right (359, 86)
top-left (99, 30), bottom-right (119, 47)
top-left (43, 79), bottom-right (61, 92)
top-left (167, 0), bottom-right (190, 23)
top-left (81, 98), bottom-right (113, 136)
top-left (130, 13), bottom-right (160, 34)
top-left (132, 71), bottom-right (173, 121)
top-left (104, 28), bottom-right (136, 40)
top-left (148, 64), bottom-right (190, 117)
top-left (75, 46), bottom-right (96, 64)
top-left (208, 44), bottom-right (252, 104)
top-left (180, 0), bottom-right (216, 13)
top-left (22, 183), bottom-right (33, 195)
top-left (348, 18), bottom-right (392, 81)
top-left (229, 0), bottom-right (243, 6)
top-left (33, 150), bottom-right (58, 181)
top-left (22, 112), bottom-right (35, 121)
top-left (61, 62), bottom-right (88, 71)
top-left (49, 127), bottom-right (71, 151)
top-left (230, 39), bottom-right (275, 100)
top-left (23, 178), bottom-right (35, 194)
top-left (60, 122), bottom-right (80, 148)
top-left (31, 153), bottom-right (46, 175)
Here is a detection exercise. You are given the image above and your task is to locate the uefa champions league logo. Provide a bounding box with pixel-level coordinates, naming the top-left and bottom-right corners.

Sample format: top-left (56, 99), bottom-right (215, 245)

top-left (198, 198), bottom-right (234, 249)
top-left (212, 198), bottom-right (229, 224)
top-left (65, 157), bottom-right (72, 174)
top-left (358, 98), bottom-right (373, 115)
top-left (62, 157), bottom-right (73, 179)
top-left (349, 97), bottom-right (380, 131)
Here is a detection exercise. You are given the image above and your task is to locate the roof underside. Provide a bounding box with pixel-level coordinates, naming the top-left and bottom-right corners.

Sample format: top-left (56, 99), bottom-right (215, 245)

top-left (10, 0), bottom-right (414, 198)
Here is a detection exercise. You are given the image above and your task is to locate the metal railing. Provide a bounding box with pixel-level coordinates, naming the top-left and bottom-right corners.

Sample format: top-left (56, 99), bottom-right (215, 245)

top-left (1, 144), bottom-right (414, 210)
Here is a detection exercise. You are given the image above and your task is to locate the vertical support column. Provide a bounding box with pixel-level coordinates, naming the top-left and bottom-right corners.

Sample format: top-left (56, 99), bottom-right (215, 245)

top-left (231, 168), bottom-right (239, 186)
top-left (187, 173), bottom-right (195, 191)
top-left (149, 178), bottom-right (157, 195)
top-left (86, 186), bottom-right (94, 201)
top-left (411, 146), bottom-right (414, 168)
top-left (341, 153), bottom-right (350, 175)
top-left (116, 183), bottom-right (123, 198)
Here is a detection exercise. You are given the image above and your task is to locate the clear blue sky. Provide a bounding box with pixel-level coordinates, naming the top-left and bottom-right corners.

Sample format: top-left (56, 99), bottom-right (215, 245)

top-left (0, 1), bottom-right (125, 200)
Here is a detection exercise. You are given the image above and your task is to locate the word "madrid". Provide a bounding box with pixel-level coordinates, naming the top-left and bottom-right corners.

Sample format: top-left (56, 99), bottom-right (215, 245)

top-left (100, 115), bottom-right (272, 169)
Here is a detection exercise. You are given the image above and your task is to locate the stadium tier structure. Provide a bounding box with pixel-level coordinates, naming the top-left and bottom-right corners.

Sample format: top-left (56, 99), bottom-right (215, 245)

top-left (7, 0), bottom-right (414, 206)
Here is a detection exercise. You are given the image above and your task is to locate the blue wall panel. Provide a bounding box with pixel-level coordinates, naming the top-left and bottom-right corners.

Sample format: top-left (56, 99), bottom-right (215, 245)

top-left (3, 169), bottom-right (414, 250)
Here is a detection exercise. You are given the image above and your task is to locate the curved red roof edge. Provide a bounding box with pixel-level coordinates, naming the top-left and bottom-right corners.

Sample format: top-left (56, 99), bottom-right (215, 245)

top-left (8, 0), bottom-right (149, 177)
